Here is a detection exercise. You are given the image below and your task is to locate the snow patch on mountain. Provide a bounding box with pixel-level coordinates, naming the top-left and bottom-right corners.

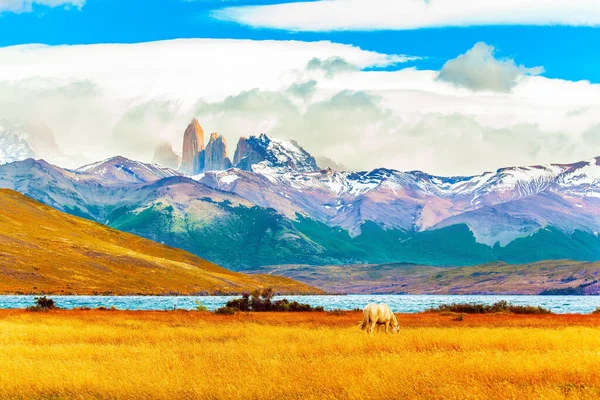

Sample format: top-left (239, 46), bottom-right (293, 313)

top-left (220, 174), bottom-right (239, 185)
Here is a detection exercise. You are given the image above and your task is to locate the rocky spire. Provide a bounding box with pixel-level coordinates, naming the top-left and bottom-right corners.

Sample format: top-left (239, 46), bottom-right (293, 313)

top-left (204, 132), bottom-right (232, 172)
top-left (152, 141), bottom-right (180, 169)
top-left (233, 136), bottom-right (249, 166)
top-left (180, 119), bottom-right (204, 174)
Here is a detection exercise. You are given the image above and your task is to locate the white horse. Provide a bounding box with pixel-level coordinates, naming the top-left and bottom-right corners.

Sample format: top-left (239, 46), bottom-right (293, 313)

top-left (359, 303), bottom-right (400, 334)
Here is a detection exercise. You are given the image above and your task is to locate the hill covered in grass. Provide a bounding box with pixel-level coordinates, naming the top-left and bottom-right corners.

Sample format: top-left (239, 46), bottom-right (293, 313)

top-left (0, 189), bottom-right (320, 295)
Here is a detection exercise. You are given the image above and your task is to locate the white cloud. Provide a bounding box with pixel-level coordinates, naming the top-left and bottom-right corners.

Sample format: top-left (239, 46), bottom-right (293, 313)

top-left (0, 0), bottom-right (84, 13)
top-left (0, 40), bottom-right (403, 104)
top-left (212, 0), bottom-right (600, 31)
top-left (306, 56), bottom-right (358, 78)
top-left (0, 39), bottom-right (406, 163)
top-left (286, 80), bottom-right (318, 99)
top-left (437, 42), bottom-right (544, 92)
top-left (0, 39), bottom-right (599, 175)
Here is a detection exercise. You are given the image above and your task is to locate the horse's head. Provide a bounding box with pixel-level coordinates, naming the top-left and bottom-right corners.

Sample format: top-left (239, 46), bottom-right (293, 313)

top-left (391, 322), bottom-right (400, 334)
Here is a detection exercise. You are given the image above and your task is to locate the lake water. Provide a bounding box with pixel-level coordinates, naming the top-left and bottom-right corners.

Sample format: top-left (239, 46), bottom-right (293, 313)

top-left (1, 295), bottom-right (600, 314)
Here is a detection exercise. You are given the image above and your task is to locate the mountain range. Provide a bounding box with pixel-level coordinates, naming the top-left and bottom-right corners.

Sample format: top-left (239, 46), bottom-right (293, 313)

top-left (1, 119), bottom-right (600, 270)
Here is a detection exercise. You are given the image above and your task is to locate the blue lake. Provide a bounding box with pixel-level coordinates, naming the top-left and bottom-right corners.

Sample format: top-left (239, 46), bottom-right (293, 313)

top-left (1, 295), bottom-right (599, 314)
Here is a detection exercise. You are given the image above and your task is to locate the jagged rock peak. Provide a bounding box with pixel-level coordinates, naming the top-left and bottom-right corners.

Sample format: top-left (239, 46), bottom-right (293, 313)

top-left (152, 141), bottom-right (181, 170)
top-left (233, 133), bottom-right (319, 173)
top-left (233, 136), bottom-right (249, 166)
top-left (208, 132), bottom-right (220, 142)
top-left (180, 118), bottom-right (205, 174)
top-left (204, 132), bottom-right (232, 172)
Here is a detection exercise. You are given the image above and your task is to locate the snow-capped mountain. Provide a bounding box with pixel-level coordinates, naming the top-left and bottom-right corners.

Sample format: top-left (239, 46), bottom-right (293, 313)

top-left (0, 118), bottom-right (36, 165)
top-left (76, 156), bottom-right (180, 183)
top-left (234, 134), bottom-right (319, 173)
top-left (196, 156), bottom-right (600, 245)
top-left (0, 116), bottom-right (89, 169)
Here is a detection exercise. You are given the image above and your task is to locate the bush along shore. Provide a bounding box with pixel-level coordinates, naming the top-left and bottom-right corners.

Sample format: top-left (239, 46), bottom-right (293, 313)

top-left (26, 296), bottom-right (58, 312)
top-left (425, 301), bottom-right (552, 315)
top-left (214, 288), bottom-right (324, 314)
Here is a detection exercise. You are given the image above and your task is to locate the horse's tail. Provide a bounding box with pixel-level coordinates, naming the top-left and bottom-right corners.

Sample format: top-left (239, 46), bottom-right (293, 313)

top-left (359, 308), bottom-right (369, 330)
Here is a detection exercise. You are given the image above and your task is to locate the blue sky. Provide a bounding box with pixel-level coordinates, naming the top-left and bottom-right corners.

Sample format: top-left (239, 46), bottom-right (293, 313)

top-left (1, 0), bottom-right (599, 83)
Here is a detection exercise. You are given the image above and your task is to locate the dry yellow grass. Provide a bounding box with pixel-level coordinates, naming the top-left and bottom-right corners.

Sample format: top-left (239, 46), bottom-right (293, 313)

top-left (1, 310), bottom-right (599, 400)
top-left (0, 189), bottom-right (319, 295)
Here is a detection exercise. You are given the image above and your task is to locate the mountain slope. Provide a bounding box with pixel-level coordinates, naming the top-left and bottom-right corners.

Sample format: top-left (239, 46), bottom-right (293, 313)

top-left (0, 189), bottom-right (320, 295)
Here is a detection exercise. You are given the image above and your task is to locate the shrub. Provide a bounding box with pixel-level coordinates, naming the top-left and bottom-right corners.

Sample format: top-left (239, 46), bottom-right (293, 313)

top-left (214, 306), bottom-right (236, 315)
top-left (226, 293), bottom-right (251, 312)
top-left (217, 288), bottom-right (320, 313)
top-left (426, 301), bottom-right (552, 315)
top-left (26, 296), bottom-right (58, 312)
top-left (194, 301), bottom-right (209, 312)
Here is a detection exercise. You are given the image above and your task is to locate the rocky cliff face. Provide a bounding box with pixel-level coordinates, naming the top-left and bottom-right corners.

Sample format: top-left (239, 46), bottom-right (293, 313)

top-left (233, 137), bottom-right (250, 166)
top-left (152, 142), bottom-right (180, 169)
top-left (180, 119), bottom-right (204, 174)
top-left (233, 136), bottom-right (270, 171)
top-left (204, 133), bottom-right (232, 172)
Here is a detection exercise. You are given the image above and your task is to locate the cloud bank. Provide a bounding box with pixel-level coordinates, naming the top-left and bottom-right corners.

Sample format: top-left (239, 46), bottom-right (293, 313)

top-left (212, 0), bottom-right (600, 31)
top-left (0, 39), bottom-right (599, 176)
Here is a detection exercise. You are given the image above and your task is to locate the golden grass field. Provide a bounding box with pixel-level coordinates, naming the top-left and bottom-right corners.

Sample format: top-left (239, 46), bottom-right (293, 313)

top-left (1, 310), bottom-right (600, 400)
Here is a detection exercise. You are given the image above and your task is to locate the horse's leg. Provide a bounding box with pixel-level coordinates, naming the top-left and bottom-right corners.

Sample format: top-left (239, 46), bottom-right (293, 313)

top-left (369, 320), bottom-right (377, 334)
top-left (385, 321), bottom-right (390, 334)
